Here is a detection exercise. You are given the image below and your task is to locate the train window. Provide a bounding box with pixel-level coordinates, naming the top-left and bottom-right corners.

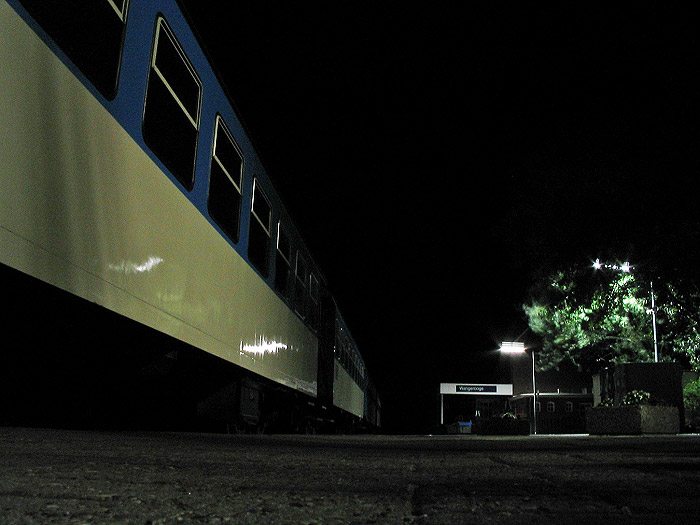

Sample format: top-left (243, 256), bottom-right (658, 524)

top-left (333, 319), bottom-right (364, 386)
top-left (309, 274), bottom-right (319, 305)
top-left (108, 0), bottom-right (128, 19)
top-left (249, 180), bottom-right (271, 275)
top-left (19, 0), bottom-right (129, 99)
top-left (143, 17), bottom-right (201, 190)
top-left (208, 116), bottom-right (243, 242)
top-left (340, 340), bottom-right (348, 370)
top-left (294, 253), bottom-right (308, 318)
top-left (275, 223), bottom-right (292, 299)
top-left (307, 273), bottom-right (320, 327)
top-left (353, 354), bottom-right (360, 384)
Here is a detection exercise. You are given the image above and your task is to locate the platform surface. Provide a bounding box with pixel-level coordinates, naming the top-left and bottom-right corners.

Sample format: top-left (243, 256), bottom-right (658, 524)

top-left (2, 427), bottom-right (699, 523)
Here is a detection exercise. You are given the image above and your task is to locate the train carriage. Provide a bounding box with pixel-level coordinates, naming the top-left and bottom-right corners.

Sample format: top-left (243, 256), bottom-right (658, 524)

top-left (0, 0), bottom-right (379, 433)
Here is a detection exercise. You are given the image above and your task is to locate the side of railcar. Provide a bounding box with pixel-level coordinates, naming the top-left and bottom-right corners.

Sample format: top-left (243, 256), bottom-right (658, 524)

top-left (0, 0), bottom-right (328, 431)
top-left (365, 377), bottom-right (382, 430)
top-left (326, 306), bottom-right (380, 432)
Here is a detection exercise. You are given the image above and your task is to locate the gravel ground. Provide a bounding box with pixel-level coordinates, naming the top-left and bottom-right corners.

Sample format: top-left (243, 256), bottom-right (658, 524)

top-left (1, 427), bottom-right (699, 523)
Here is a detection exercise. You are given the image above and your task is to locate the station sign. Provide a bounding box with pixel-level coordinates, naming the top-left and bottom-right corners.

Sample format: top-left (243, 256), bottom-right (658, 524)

top-left (440, 383), bottom-right (513, 396)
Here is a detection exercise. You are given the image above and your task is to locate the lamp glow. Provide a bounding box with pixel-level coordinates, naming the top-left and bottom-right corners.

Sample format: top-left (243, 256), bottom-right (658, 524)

top-left (593, 259), bottom-right (634, 272)
top-left (500, 341), bottom-right (526, 353)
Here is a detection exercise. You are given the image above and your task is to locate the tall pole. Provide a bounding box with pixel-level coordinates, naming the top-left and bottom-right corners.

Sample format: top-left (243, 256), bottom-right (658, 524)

top-left (440, 394), bottom-right (444, 426)
top-left (499, 342), bottom-right (536, 434)
top-left (532, 350), bottom-right (537, 435)
top-left (650, 281), bottom-right (659, 363)
top-left (593, 260), bottom-right (660, 363)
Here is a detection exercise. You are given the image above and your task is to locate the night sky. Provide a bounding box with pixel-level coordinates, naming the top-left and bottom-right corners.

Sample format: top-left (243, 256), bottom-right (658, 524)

top-left (179, 2), bottom-right (700, 432)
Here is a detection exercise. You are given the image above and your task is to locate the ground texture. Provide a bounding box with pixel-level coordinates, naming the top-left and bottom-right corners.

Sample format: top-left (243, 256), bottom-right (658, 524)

top-left (1, 428), bottom-right (699, 523)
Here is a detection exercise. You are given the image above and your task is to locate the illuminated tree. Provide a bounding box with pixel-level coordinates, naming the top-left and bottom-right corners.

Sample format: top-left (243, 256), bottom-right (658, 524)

top-left (523, 264), bottom-right (700, 372)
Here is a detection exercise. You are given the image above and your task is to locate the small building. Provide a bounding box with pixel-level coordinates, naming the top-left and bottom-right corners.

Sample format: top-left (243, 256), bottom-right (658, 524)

top-left (507, 354), bottom-right (593, 434)
top-left (508, 392), bottom-right (593, 434)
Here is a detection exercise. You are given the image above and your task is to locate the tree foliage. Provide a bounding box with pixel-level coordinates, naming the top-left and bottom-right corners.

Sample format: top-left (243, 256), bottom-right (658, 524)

top-left (523, 264), bottom-right (700, 372)
top-left (683, 378), bottom-right (700, 429)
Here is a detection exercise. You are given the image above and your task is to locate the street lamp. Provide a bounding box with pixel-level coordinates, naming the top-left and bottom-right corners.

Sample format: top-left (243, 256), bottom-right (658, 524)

top-left (500, 342), bottom-right (536, 434)
top-left (649, 282), bottom-right (659, 363)
top-left (592, 259), bottom-right (659, 362)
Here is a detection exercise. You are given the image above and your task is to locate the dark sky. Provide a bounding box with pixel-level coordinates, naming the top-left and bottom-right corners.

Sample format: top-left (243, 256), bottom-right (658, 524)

top-left (179, 2), bottom-right (700, 431)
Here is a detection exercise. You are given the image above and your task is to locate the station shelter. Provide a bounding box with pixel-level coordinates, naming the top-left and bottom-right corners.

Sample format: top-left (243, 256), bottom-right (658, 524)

top-left (440, 356), bottom-right (593, 434)
top-left (439, 383), bottom-right (514, 428)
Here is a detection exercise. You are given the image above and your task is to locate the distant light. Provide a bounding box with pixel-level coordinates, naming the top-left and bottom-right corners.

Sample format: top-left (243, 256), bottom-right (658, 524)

top-left (500, 341), bottom-right (526, 353)
top-left (592, 259), bottom-right (634, 273)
